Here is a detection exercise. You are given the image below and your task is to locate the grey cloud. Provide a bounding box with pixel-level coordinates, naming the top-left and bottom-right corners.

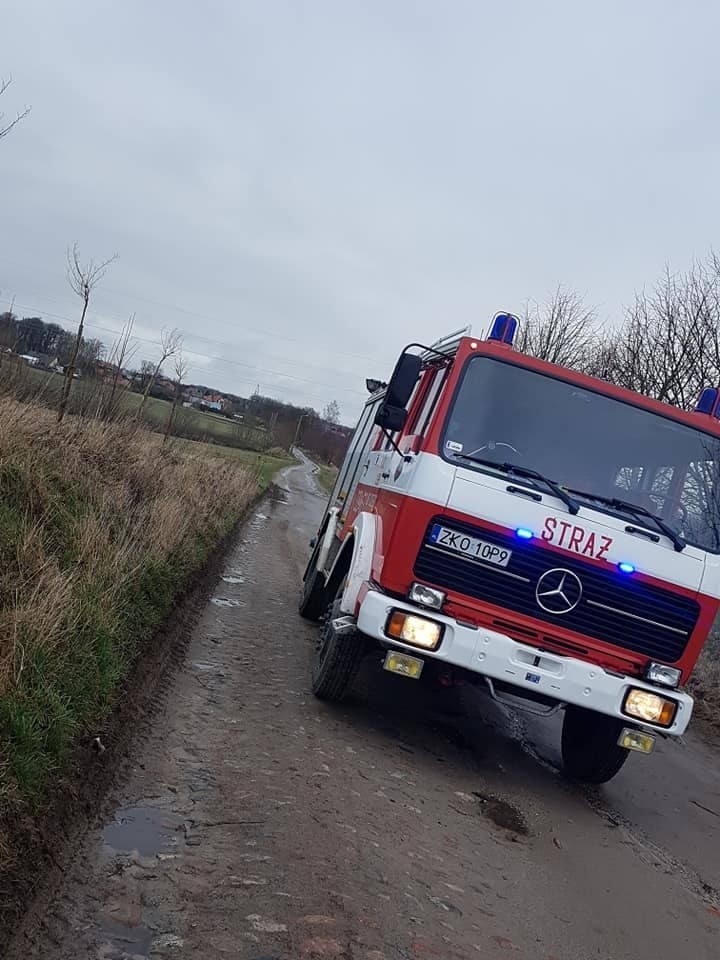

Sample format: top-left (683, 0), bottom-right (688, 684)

top-left (3, 0), bottom-right (720, 423)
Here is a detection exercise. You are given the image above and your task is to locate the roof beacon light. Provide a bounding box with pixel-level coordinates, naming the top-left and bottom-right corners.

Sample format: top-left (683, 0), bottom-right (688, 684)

top-left (488, 312), bottom-right (518, 346)
top-left (695, 387), bottom-right (720, 418)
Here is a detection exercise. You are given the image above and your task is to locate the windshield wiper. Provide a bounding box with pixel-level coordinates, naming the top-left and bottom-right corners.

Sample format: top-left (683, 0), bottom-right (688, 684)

top-left (565, 488), bottom-right (686, 553)
top-left (454, 454), bottom-right (580, 516)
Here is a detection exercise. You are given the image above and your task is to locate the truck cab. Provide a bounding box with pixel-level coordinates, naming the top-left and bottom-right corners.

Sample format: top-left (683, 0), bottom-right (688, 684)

top-left (300, 316), bottom-right (720, 783)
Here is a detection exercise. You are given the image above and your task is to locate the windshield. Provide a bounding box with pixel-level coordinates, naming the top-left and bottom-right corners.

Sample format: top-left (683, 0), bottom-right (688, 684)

top-left (442, 357), bottom-right (720, 553)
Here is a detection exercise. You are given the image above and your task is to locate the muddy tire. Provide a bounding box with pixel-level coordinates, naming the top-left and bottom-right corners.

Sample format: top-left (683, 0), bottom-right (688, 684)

top-left (311, 589), bottom-right (366, 701)
top-left (299, 567), bottom-right (327, 621)
top-left (561, 705), bottom-right (630, 784)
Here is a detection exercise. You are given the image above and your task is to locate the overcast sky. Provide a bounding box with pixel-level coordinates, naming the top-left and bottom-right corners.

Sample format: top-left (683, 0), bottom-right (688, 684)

top-left (2, 1), bottom-right (719, 422)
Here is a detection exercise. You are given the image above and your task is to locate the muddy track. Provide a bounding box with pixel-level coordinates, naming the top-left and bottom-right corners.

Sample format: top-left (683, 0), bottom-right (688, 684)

top-left (0, 487), bottom-right (275, 951)
top-left (5, 458), bottom-right (720, 960)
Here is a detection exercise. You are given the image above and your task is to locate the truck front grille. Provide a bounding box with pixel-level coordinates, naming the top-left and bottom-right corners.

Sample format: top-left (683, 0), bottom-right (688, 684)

top-left (413, 516), bottom-right (699, 664)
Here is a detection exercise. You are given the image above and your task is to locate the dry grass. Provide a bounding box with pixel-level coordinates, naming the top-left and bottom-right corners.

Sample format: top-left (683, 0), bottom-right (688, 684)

top-left (0, 358), bottom-right (269, 451)
top-left (0, 397), bottom-right (260, 828)
top-left (687, 634), bottom-right (720, 730)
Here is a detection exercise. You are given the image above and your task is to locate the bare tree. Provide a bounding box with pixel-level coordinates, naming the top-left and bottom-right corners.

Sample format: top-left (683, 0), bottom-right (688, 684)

top-left (322, 400), bottom-right (340, 424)
top-left (517, 286), bottom-right (599, 370)
top-left (57, 244), bottom-right (118, 423)
top-left (164, 349), bottom-right (189, 443)
top-left (600, 257), bottom-right (720, 408)
top-left (0, 75), bottom-right (31, 141)
top-left (98, 315), bottom-right (138, 421)
top-left (138, 327), bottom-right (183, 419)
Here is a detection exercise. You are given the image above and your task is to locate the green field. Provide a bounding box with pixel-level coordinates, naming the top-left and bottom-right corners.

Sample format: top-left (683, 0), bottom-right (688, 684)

top-left (0, 361), bottom-right (267, 450)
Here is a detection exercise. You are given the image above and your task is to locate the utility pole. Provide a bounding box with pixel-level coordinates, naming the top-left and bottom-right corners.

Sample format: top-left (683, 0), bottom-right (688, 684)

top-left (291, 414), bottom-right (305, 453)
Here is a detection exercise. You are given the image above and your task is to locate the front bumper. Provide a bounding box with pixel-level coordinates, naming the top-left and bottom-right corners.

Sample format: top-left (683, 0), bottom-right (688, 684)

top-left (357, 590), bottom-right (693, 736)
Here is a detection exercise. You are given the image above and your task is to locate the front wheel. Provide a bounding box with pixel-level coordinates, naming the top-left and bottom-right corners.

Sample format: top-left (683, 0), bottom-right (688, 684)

top-left (561, 706), bottom-right (631, 784)
top-left (298, 566), bottom-right (327, 621)
top-left (311, 588), bottom-right (366, 701)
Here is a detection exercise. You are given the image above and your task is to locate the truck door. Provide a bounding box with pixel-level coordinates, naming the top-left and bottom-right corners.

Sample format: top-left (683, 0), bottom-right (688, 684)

top-left (325, 395), bottom-right (383, 525)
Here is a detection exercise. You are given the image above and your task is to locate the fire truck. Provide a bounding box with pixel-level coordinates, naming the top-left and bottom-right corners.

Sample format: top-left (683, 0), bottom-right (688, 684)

top-left (299, 315), bottom-right (720, 782)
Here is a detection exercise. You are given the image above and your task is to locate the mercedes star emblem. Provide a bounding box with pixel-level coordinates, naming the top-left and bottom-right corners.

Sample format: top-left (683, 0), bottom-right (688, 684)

top-left (535, 568), bottom-right (583, 614)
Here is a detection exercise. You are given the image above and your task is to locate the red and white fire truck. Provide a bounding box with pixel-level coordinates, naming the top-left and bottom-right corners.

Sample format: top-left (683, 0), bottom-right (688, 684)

top-left (300, 315), bottom-right (720, 782)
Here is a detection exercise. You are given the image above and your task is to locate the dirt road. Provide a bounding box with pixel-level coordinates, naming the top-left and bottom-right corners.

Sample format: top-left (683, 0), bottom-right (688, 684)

top-left (9, 456), bottom-right (720, 960)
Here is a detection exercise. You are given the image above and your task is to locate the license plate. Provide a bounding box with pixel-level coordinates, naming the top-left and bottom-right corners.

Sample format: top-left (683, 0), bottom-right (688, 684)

top-left (429, 524), bottom-right (512, 568)
top-left (384, 651), bottom-right (424, 680)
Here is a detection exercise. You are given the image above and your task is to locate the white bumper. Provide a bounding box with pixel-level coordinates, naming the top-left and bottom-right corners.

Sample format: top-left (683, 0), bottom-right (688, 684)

top-left (357, 590), bottom-right (693, 736)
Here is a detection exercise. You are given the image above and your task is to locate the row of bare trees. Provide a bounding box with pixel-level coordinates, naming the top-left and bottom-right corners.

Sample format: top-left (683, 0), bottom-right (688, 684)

top-left (519, 254), bottom-right (720, 408)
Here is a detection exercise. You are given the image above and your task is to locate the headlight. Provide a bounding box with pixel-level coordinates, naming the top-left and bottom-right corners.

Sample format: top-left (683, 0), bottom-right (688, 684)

top-left (408, 582), bottom-right (446, 610)
top-left (623, 688), bottom-right (677, 727)
top-left (386, 611), bottom-right (443, 650)
top-left (644, 662), bottom-right (682, 689)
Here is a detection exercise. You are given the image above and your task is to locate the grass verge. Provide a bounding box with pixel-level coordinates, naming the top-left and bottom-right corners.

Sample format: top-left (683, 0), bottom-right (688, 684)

top-left (163, 437), bottom-right (293, 489)
top-left (0, 397), bottom-right (271, 865)
top-left (316, 463), bottom-right (338, 494)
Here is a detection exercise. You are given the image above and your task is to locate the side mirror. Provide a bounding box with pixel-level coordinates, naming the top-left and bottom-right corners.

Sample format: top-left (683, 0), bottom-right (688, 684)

top-left (374, 402), bottom-right (408, 432)
top-left (372, 351), bottom-right (422, 433)
top-left (366, 378), bottom-right (386, 394)
top-left (385, 352), bottom-right (422, 408)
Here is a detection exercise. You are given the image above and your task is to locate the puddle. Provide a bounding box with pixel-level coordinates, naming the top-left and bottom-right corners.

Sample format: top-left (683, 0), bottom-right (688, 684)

top-left (210, 596), bottom-right (245, 607)
top-left (103, 806), bottom-right (182, 857)
top-left (473, 791), bottom-right (529, 835)
top-left (101, 919), bottom-right (154, 956)
top-left (221, 575), bottom-right (245, 584)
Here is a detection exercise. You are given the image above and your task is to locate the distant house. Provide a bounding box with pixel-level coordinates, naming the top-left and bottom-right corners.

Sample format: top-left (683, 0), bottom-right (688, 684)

top-left (200, 393), bottom-right (231, 413)
top-left (201, 394), bottom-right (222, 412)
top-left (20, 352), bottom-right (51, 368)
top-left (93, 360), bottom-right (132, 389)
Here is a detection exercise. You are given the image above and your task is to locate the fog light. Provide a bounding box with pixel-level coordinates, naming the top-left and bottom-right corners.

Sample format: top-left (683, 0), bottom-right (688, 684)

top-left (618, 728), bottom-right (656, 754)
top-left (408, 582), bottom-right (446, 610)
top-left (386, 611), bottom-right (442, 650)
top-left (623, 688), bottom-right (677, 727)
top-left (644, 662), bottom-right (682, 689)
top-left (384, 650), bottom-right (424, 679)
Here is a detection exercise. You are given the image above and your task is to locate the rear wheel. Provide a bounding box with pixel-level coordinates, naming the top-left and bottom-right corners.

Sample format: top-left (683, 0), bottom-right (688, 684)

top-left (561, 706), bottom-right (630, 784)
top-left (311, 586), bottom-right (366, 701)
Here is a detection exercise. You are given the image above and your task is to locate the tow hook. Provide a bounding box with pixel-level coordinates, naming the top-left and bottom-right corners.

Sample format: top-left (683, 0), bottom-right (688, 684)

top-left (330, 615), bottom-right (357, 636)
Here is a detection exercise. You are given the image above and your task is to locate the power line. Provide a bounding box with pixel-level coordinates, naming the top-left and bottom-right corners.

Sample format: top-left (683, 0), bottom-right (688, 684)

top-left (6, 300), bottom-right (368, 401)
top-left (6, 284), bottom-right (372, 383)
top-left (0, 253), bottom-right (393, 367)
